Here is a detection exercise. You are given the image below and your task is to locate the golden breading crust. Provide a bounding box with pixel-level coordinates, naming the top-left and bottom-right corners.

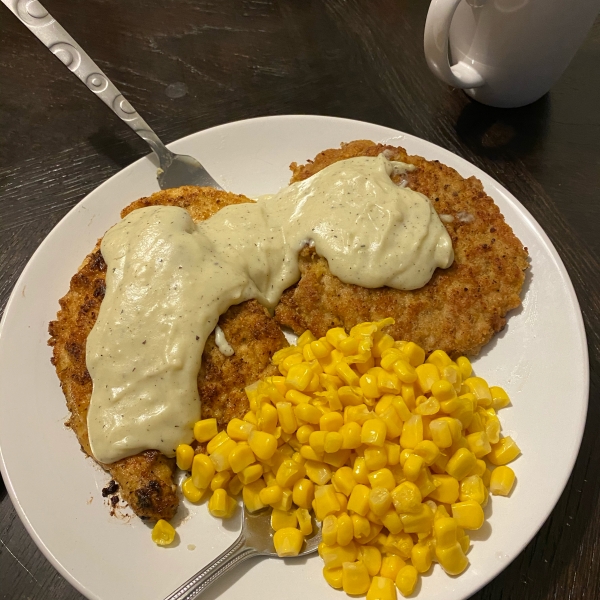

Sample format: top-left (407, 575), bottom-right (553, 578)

top-left (48, 187), bottom-right (287, 521)
top-left (275, 141), bottom-right (529, 357)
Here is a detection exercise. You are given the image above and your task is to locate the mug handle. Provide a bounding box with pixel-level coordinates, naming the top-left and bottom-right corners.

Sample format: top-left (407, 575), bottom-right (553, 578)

top-left (424, 0), bottom-right (485, 88)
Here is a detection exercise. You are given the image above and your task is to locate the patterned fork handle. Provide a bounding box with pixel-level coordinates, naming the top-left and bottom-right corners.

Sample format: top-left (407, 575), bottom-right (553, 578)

top-left (164, 532), bottom-right (260, 600)
top-left (3, 0), bottom-right (173, 165)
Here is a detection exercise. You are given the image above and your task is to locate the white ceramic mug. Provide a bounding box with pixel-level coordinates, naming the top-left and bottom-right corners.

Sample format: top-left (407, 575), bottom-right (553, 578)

top-left (424, 0), bottom-right (600, 108)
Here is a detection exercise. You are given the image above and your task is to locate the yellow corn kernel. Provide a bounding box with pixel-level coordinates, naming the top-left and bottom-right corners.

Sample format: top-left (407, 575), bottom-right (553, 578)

top-left (303, 343), bottom-right (316, 362)
top-left (332, 466), bottom-right (357, 496)
top-left (286, 362), bottom-right (313, 392)
top-left (276, 458), bottom-right (306, 488)
top-left (339, 385), bottom-right (365, 407)
top-left (285, 389), bottom-right (312, 405)
top-left (464, 377), bottom-right (492, 407)
top-left (320, 411), bottom-right (344, 432)
top-left (206, 430), bottom-right (230, 454)
top-left (291, 476), bottom-right (314, 508)
top-left (414, 395), bottom-right (440, 417)
top-left (373, 331), bottom-right (395, 357)
top-left (446, 448), bottom-right (477, 480)
top-left (369, 487), bottom-right (393, 516)
top-left (429, 474), bottom-right (459, 504)
top-left (257, 403), bottom-right (278, 434)
top-left (323, 431), bottom-right (343, 454)
top-left (272, 488), bottom-right (293, 512)
top-left (182, 477), bottom-right (207, 503)
top-left (456, 356), bottom-right (472, 379)
top-left (339, 422), bottom-right (362, 449)
top-left (352, 513), bottom-right (371, 541)
top-left (427, 349), bottom-right (452, 369)
top-left (380, 348), bottom-right (406, 370)
top-left (367, 576), bottom-right (396, 600)
top-left (395, 565), bottom-right (418, 597)
top-left (248, 430), bottom-right (277, 461)
top-left (390, 359), bottom-right (416, 385)
top-left (294, 403), bottom-right (322, 425)
top-left (296, 507), bottom-right (313, 536)
top-left (275, 402), bottom-right (298, 435)
top-left (325, 327), bottom-right (347, 349)
top-left (451, 500), bottom-right (484, 530)
top-left (374, 368), bottom-right (401, 394)
top-left (403, 454), bottom-right (424, 482)
top-left (228, 475), bottom-right (243, 496)
top-left (490, 466), bottom-right (516, 496)
top-left (403, 342), bottom-right (425, 367)
top-left (175, 444), bottom-right (194, 471)
top-left (365, 468), bottom-right (394, 491)
top-left (348, 484), bottom-right (371, 516)
top-left (297, 329), bottom-right (316, 347)
top-left (238, 463), bottom-right (263, 485)
top-left (226, 418), bottom-right (254, 442)
top-left (415, 363), bottom-right (440, 394)
top-left (226, 444), bottom-right (254, 474)
top-left (342, 560), bottom-right (371, 595)
top-left (336, 362), bottom-right (360, 387)
top-left (273, 527), bottom-right (304, 557)
top-left (309, 430), bottom-right (327, 454)
top-left (411, 540), bottom-right (434, 573)
top-left (436, 542), bottom-right (469, 576)
top-left (209, 438), bottom-right (237, 472)
top-left (485, 414), bottom-right (501, 444)
top-left (391, 481), bottom-right (422, 514)
top-left (360, 372), bottom-right (381, 400)
top-left (362, 419), bottom-right (387, 447)
top-left (490, 385), bottom-right (511, 410)
top-left (296, 424), bottom-right (314, 444)
top-left (376, 408), bottom-right (401, 441)
top-left (272, 346), bottom-right (301, 365)
top-left (466, 431), bottom-right (491, 458)
top-left (271, 508), bottom-right (298, 531)
top-left (488, 437), bottom-right (521, 465)
top-left (332, 512), bottom-right (353, 546)
top-left (390, 397), bottom-right (411, 422)
top-left (259, 484), bottom-right (283, 506)
top-left (441, 363), bottom-right (463, 391)
top-left (353, 456), bottom-right (371, 484)
top-left (384, 441), bottom-right (401, 466)
top-left (323, 566), bottom-right (343, 589)
top-left (311, 338), bottom-right (333, 359)
top-left (359, 545), bottom-right (383, 577)
top-left (345, 404), bottom-right (373, 426)
top-left (305, 460), bottom-right (332, 485)
top-left (242, 479), bottom-right (266, 512)
top-left (152, 519), bottom-right (176, 546)
top-left (401, 384), bottom-right (416, 410)
top-left (400, 414), bottom-right (423, 449)
top-left (431, 379), bottom-right (457, 402)
top-left (210, 471), bottom-right (231, 491)
top-left (380, 555), bottom-right (406, 580)
top-left (243, 411), bottom-right (258, 427)
top-left (339, 335), bottom-right (360, 356)
top-left (400, 503), bottom-right (434, 534)
top-left (383, 532), bottom-right (414, 558)
top-left (379, 508), bottom-right (401, 534)
top-left (364, 447), bottom-right (388, 471)
top-left (314, 484), bottom-right (341, 520)
top-left (209, 489), bottom-right (237, 518)
top-left (322, 514), bottom-right (339, 545)
top-left (413, 440), bottom-right (439, 466)
top-left (192, 454), bottom-right (215, 489)
top-left (323, 448), bottom-right (351, 468)
top-left (280, 352), bottom-right (304, 375)
top-left (194, 418), bottom-right (218, 443)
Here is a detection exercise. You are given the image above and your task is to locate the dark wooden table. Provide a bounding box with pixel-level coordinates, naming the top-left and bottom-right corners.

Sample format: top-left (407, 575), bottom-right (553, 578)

top-left (1, 1), bottom-right (599, 599)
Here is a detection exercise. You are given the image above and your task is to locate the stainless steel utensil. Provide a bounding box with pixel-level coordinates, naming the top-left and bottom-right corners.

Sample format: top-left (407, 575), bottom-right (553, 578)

top-left (3, 0), bottom-right (222, 190)
top-left (164, 506), bottom-right (321, 600)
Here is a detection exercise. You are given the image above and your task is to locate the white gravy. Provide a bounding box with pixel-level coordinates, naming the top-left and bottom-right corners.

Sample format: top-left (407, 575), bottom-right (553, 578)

top-left (86, 155), bottom-right (453, 463)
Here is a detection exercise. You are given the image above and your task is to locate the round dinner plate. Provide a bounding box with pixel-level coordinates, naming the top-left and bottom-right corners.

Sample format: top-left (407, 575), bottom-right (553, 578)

top-left (0, 115), bottom-right (588, 600)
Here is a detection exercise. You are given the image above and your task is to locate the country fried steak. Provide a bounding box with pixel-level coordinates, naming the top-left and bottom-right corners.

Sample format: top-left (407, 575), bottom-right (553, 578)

top-left (275, 141), bottom-right (529, 357)
top-left (48, 187), bottom-right (287, 521)
top-left (49, 142), bottom-right (528, 521)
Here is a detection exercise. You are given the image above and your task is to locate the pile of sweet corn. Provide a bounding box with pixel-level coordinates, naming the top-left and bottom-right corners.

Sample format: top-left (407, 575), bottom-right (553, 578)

top-left (156, 318), bottom-right (520, 598)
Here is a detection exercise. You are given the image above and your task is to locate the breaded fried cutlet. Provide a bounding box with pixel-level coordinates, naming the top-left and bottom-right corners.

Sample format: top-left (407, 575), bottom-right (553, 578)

top-left (48, 187), bottom-right (288, 521)
top-left (275, 141), bottom-right (529, 357)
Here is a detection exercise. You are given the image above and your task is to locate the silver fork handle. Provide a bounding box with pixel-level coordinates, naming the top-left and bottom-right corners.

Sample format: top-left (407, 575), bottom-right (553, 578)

top-left (165, 531), bottom-right (260, 600)
top-left (3, 0), bottom-right (174, 167)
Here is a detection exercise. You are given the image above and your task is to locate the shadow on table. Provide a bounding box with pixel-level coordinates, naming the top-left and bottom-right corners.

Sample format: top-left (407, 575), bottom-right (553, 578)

top-left (454, 94), bottom-right (551, 161)
top-left (87, 126), bottom-right (146, 170)
top-left (0, 472), bottom-right (6, 502)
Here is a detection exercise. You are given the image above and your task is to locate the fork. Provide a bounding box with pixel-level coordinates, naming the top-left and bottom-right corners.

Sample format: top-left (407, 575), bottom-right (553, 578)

top-left (164, 506), bottom-right (322, 600)
top-left (3, 0), bottom-right (222, 190)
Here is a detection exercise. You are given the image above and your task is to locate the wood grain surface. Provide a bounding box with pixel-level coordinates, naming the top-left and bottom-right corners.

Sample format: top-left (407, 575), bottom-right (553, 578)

top-left (1, 1), bottom-right (599, 599)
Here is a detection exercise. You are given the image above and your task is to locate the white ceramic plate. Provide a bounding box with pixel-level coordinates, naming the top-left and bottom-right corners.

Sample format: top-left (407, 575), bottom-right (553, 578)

top-left (0, 116), bottom-right (588, 600)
